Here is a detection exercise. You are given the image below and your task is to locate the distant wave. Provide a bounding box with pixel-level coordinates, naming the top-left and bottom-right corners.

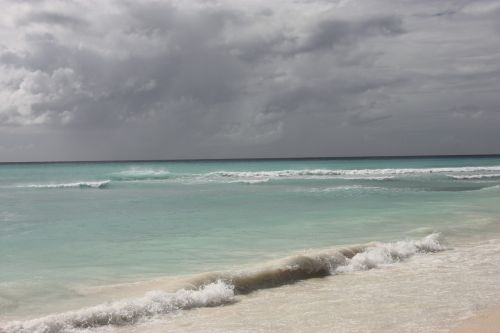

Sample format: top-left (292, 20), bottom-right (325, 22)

top-left (111, 168), bottom-right (170, 181)
top-left (478, 185), bottom-right (500, 192)
top-left (448, 173), bottom-right (500, 180)
top-left (342, 176), bottom-right (395, 181)
top-left (206, 166), bottom-right (500, 180)
top-left (298, 185), bottom-right (385, 193)
top-left (2, 234), bottom-right (444, 333)
top-left (15, 165), bottom-right (500, 189)
top-left (17, 180), bottom-right (110, 189)
top-left (98, 166), bottom-right (500, 185)
top-left (232, 179), bottom-right (271, 185)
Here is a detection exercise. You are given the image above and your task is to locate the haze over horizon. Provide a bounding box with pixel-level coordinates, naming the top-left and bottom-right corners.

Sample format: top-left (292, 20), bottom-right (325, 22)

top-left (1, 0), bottom-right (500, 162)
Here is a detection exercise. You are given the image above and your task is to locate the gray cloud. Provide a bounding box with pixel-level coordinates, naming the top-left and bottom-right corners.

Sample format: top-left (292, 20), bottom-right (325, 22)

top-left (0, 0), bottom-right (499, 161)
top-left (293, 15), bottom-right (405, 55)
top-left (20, 10), bottom-right (88, 29)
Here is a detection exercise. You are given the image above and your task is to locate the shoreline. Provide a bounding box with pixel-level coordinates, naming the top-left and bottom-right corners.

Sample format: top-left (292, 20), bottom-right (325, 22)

top-left (450, 307), bottom-right (500, 333)
top-left (4, 236), bottom-right (500, 333)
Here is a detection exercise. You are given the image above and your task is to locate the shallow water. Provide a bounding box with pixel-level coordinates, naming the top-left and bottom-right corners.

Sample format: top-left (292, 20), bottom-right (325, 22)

top-left (1, 156), bottom-right (500, 332)
top-left (115, 240), bottom-right (500, 333)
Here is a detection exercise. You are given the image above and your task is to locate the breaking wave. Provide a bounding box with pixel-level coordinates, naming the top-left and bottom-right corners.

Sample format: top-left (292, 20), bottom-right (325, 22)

top-left (16, 181), bottom-right (110, 189)
top-left (22, 166), bottom-right (498, 188)
top-left (296, 185), bottom-right (385, 193)
top-left (3, 281), bottom-right (234, 333)
top-left (111, 168), bottom-right (171, 181)
top-left (232, 179), bottom-right (271, 185)
top-left (1, 234), bottom-right (446, 333)
top-left (185, 233), bottom-right (445, 294)
top-left (448, 173), bottom-right (500, 180)
top-left (206, 166), bottom-right (500, 180)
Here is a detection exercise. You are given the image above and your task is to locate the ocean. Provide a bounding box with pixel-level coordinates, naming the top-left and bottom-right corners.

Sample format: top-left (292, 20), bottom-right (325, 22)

top-left (1, 156), bottom-right (500, 332)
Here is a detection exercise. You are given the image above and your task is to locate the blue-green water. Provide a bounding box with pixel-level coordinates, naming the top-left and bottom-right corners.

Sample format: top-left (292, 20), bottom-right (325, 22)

top-left (1, 156), bottom-right (500, 322)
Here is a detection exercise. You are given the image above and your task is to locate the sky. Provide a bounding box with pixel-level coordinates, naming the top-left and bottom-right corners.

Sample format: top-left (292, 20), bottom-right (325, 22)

top-left (0, 0), bottom-right (499, 162)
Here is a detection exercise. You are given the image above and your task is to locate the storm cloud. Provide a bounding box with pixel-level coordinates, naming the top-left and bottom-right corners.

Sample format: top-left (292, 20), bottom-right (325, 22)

top-left (0, 0), bottom-right (499, 161)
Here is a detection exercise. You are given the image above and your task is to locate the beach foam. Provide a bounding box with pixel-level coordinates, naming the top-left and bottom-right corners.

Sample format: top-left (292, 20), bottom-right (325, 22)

top-left (3, 281), bottom-right (234, 333)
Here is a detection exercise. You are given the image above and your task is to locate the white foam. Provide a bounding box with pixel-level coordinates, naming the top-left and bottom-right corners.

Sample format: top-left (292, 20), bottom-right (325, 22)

top-left (112, 168), bottom-right (170, 181)
top-left (233, 179), bottom-right (271, 185)
top-left (205, 166), bottom-right (500, 180)
top-left (336, 233), bottom-right (445, 272)
top-left (3, 281), bottom-right (234, 333)
top-left (448, 173), bottom-right (500, 180)
top-left (302, 185), bottom-right (384, 193)
top-left (17, 181), bottom-right (110, 189)
top-left (342, 176), bottom-right (395, 180)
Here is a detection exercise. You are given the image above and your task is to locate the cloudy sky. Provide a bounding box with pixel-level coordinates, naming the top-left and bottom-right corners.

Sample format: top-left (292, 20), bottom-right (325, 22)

top-left (1, 0), bottom-right (499, 162)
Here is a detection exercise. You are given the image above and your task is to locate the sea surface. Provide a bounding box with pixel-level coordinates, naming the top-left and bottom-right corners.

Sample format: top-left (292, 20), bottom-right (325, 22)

top-left (1, 156), bottom-right (500, 332)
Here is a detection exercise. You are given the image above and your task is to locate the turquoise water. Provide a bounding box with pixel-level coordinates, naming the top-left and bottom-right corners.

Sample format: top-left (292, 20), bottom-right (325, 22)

top-left (1, 156), bottom-right (500, 321)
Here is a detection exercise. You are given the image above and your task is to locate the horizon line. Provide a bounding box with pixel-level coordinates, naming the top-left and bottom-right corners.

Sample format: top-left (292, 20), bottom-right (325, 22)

top-left (1, 153), bottom-right (500, 165)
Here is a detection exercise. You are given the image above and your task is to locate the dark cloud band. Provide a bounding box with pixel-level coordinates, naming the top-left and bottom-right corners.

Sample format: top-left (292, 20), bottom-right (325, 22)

top-left (0, 0), bottom-right (499, 161)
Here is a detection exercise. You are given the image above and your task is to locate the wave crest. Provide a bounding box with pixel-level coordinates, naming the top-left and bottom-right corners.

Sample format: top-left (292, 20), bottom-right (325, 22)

top-left (3, 281), bottom-right (234, 333)
top-left (187, 233), bottom-right (445, 294)
top-left (448, 173), bottom-right (500, 180)
top-left (337, 233), bottom-right (444, 272)
top-left (233, 179), bottom-right (271, 185)
top-left (17, 181), bottom-right (110, 189)
top-left (206, 166), bottom-right (500, 180)
top-left (111, 168), bottom-right (170, 181)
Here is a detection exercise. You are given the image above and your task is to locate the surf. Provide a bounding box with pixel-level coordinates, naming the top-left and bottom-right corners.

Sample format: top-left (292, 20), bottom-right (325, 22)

top-left (1, 234), bottom-right (445, 333)
top-left (205, 165), bottom-right (500, 180)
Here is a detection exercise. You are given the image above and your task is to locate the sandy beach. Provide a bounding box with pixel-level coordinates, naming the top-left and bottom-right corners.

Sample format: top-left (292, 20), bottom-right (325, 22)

top-left (451, 308), bottom-right (500, 333)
